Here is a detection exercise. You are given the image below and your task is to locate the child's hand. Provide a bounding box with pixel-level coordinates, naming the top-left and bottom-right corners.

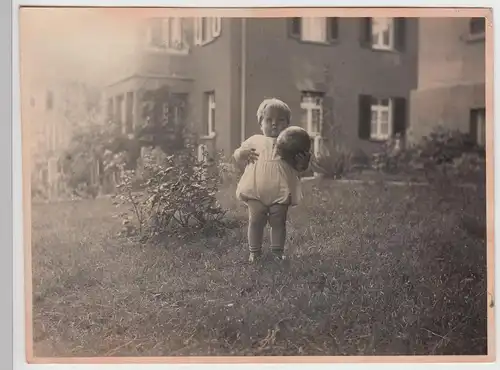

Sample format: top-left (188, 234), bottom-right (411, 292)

top-left (240, 148), bottom-right (259, 164)
top-left (295, 152), bottom-right (311, 172)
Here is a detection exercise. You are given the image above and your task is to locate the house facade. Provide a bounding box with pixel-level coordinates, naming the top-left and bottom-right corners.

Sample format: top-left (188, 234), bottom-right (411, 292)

top-left (104, 17), bottom-right (419, 162)
top-left (408, 17), bottom-right (486, 146)
top-left (25, 76), bottom-right (101, 199)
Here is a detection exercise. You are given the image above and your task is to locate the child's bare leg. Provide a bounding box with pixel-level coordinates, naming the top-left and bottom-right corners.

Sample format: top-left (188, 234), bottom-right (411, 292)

top-left (268, 203), bottom-right (289, 258)
top-left (247, 200), bottom-right (269, 260)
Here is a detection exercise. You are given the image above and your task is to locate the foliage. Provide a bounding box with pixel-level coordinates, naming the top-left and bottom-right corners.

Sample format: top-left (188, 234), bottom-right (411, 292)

top-left (371, 128), bottom-right (486, 185)
top-left (60, 85), bottom-right (190, 198)
top-left (58, 84), bottom-right (109, 198)
top-left (112, 142), bottom-right (229, 241)
top-left (308, 140), bottom-right (354, 179)
top-left (136, 86), bottom-right (189, 154)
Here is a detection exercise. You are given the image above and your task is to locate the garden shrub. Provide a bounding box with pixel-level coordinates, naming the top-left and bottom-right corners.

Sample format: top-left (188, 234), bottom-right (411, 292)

top-left (308, 141), bottom-right (355, 179)
top-left (371, 128), bottom-right (485, 185)
top-left (112, 142), bottom-right (229, 241)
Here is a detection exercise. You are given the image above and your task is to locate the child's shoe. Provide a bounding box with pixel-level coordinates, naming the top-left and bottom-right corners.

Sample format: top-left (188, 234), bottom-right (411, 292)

top-left (271, 249), bottom-right (285, 261)
top-left (248, 251), bottom-right (262, 263)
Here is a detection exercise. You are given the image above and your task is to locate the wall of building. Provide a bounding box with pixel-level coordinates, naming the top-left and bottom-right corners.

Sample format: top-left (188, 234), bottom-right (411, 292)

top-left (409, 17), bottom-right (486, 142)
top-left (241, 17), bottom-right (419, 155)
top-left (416, 17), bottom-right (485, 89)
top-left (189, 18), bottom-right (242, 158)
top-left (409, 83), bottom-right (485, 141)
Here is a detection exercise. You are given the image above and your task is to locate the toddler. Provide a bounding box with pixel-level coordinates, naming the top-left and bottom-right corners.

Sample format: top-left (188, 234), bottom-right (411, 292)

top-left (233, 98), bottom-right (310, 262)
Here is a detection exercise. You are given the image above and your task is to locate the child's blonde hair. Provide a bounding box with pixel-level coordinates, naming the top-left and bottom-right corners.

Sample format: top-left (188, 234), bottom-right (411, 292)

top-left (256, 98), bottom-right (292, 124)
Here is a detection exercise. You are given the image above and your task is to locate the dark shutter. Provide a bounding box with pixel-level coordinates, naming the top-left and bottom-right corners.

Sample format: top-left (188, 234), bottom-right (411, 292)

top-left (327, 17), bottom-right (339, 41)
top-left (392, 97), bottom-right (407, 137)
top-left (469, 109), bottom-right (478, 144)
top-left (289, 18), bottom-right (301, 39)
top-left (358, 94), bottom-right (372, 140)
top-left (360, 18), bottom-right (372, 48)
top-left (394, 18), bottom-right (407, 52)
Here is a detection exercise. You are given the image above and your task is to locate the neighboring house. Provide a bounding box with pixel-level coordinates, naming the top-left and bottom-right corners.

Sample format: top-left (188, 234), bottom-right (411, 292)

top-left (104, 17), bottom-right (419, 161)
top-left (102, 17), bottom-right (193, 139)
top-left (25, 78), bottom-right (70, 199)
top-left (409, 17), bottom-right (486, 147)
top-left (25, 77), bottom-right (101, 199)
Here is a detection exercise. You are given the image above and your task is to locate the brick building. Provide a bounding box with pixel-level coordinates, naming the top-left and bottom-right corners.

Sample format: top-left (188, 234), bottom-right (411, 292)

top-left (409, 17), bottom-right (486, 146)
top-left (104, 17), bottom-right (419, 161)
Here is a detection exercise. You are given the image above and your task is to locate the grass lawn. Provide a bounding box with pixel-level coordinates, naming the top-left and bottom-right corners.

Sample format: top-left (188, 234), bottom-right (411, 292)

top-left (31, 180), bottom-right (488, 357)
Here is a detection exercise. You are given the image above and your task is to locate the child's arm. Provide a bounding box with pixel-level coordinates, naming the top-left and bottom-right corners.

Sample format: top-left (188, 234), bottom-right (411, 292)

top-left (233, 136), bottom-right (259, 165)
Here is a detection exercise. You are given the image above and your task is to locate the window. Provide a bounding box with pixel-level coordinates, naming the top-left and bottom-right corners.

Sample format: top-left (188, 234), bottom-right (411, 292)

top-left (194, 17), bottom-right (222, 45)
top-left (469, 17), bottom-right (485, 36)
top-left (125, 92), bottom-right (134, 134)
top-left (197, 143), bottom-right (208, 162)
top-left (470, 108), bottom-right (486, 147)
top-left (371, 18), bottom-right (394, 50)
top-left (107, 98), bottom-right (114, 121)
top-left (300, 91), bottom-right (323, 136)
top-left (302, 18), bottom-right (327, 42)
top-left (370, 98), bottom-right (392, 140)
top-left (146, 17), bottom-right (187, 51)
top-left (289, 17), bottom-right (338, 43)
top-left (358, 95), bottom-right (407, 141)
top-left (46, 90), bottom-right (54, 110)
top-left (116, 95), bottom-right (124, 131)
top-left (203, 92), bottom-right (216, 137)
top-left (360, 18), bottom-right (406, 52)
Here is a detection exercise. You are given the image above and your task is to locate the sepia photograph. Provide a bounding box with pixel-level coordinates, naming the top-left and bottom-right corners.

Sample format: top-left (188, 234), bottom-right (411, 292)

top-left (19, 6), bottom-right (493, 363)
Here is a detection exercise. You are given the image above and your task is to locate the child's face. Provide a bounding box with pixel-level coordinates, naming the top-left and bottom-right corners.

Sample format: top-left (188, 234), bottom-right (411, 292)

top-left (260, 107), bottom-right (290, 138)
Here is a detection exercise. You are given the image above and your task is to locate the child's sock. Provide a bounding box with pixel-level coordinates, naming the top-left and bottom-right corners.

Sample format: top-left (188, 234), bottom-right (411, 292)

top-left (270, 246), bottom-right (285, 260)
top-left (249, 250), bottom-right (262, 262)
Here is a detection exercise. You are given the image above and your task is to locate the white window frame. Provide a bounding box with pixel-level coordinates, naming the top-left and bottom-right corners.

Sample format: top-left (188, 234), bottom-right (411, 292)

top-left (197, 143), bottom-right (208, 162)
top-left (301, 93), bottom-right (324, 159)
top-left (474, 109), bottom-right (486, 147)
top-left (146, 17), bottom-right (188, 53)
top-left (370, 98), bottom-right (393, 141)
top-left (194, 17), bottom-right (222, 46)
top-left (371, 17), bottom-right (395, 51)
top-left (300, 93), bottom-right (323, 137)
top-left (206, 92), bottom-right (216, 137)
top-left (301, 17), bottom-right (328, 43)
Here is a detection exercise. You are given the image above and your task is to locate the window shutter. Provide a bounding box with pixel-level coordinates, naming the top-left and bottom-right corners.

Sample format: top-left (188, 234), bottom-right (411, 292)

top-left (358, 94), bottom-right (371, 140)
top-left (212, 17), bottom-right (222, 37)
top-left (359, 18), bottom-right (372, 48)
top-left (194, 18), bottom-right (202, 45)
top-left (469, 110), bottom-right (478, 144)
top-left (327, 17), bottom-right (339, 41)
top-left (394, 18), bottom-right (407, 52)
top-left (392, 97), bottom-right (407, 137)
top-left (289, 17), bottom-right (301, 39)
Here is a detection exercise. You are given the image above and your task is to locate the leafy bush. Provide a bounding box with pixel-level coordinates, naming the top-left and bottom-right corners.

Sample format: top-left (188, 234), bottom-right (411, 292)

top-left (112, 143), bottom-right (229, 241)
top-left (371, 133), bottom-right (409, 174)
top-left (372, 128), bottom-right (485, 185)
top-left (308, 141), bottom-right (354, 179)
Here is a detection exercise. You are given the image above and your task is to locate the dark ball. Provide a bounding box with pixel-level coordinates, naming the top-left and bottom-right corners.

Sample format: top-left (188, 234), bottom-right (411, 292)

top-left (276, 126), bottom-right (311, 167)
